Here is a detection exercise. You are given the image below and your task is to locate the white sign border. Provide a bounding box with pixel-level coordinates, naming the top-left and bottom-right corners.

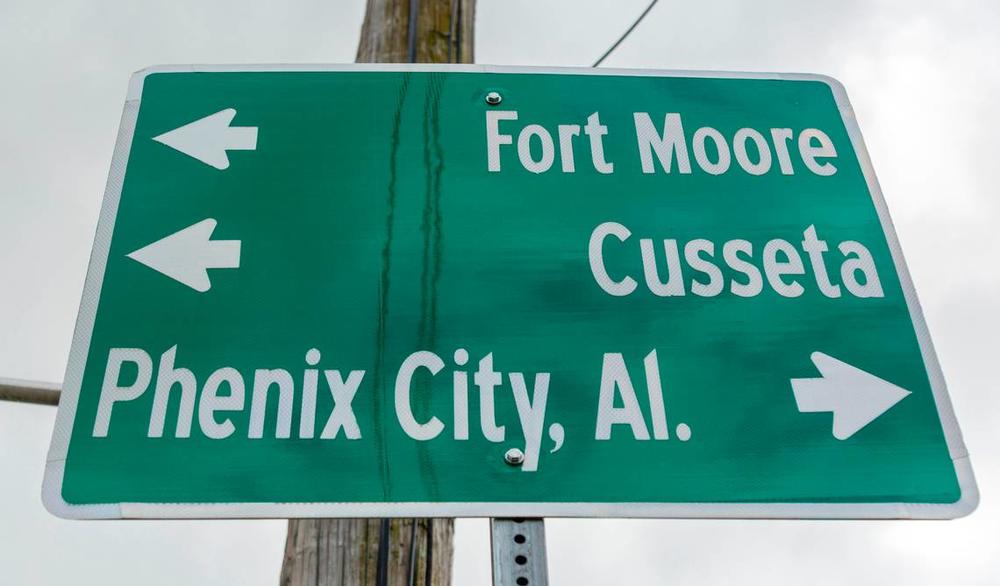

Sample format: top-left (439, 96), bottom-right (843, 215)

top-left (43, 64), bottom-right (978, 520)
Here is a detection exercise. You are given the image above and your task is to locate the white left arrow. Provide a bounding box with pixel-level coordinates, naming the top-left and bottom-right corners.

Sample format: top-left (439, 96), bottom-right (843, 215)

top-left (791, 352), bottom-right (911, 440)
top-left (126, 219), bottom-right (241, 292)
top-left (152, 108), bottom-right (257, 170)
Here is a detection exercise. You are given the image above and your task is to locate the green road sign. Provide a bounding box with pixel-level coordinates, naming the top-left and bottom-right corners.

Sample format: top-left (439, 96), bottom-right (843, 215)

top-left (44, 65), bottom-right (976, 519)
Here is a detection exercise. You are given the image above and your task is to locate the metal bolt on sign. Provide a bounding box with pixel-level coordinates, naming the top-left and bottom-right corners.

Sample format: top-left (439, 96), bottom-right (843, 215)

top-left (504, 448), bottom-right (525, 466)
top-left (491, 518), bottom-right (549, 586)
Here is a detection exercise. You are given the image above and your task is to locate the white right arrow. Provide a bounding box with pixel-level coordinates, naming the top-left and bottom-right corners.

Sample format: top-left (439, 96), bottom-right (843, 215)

top-left (791, 352), bottom-right (911, 440)
top-left (126, 219), bottom-right (241, 293)
top-left (152, 108), bottom-right (257, 170)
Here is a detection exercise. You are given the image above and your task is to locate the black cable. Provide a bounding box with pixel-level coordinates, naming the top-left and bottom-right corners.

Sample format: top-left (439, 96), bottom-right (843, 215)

top-left (376, 518), bottom-right (391, 586)
top-left (424, 518), bottom-right (434, 586)
top-left (592, 0), bottom-right (659, 67)
top-left (407, 0), bottom-right (421, 63)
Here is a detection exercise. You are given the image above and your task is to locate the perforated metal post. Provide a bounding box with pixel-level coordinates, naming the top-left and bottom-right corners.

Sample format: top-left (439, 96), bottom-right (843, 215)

top-left (490, 519), bottom-right (549, 586)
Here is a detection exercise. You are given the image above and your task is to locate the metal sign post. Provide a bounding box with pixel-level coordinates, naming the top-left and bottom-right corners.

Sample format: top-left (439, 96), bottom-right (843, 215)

top-left (491, 519), bottom-right (549, 586)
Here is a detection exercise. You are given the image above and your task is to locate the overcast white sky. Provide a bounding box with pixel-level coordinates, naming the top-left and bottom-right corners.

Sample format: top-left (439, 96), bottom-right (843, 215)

top-left (1, 0), bottom-right (998, 584)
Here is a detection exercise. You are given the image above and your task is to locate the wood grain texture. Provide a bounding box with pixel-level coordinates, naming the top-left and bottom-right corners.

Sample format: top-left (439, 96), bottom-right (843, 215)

top-left (280, 519), bottom-right (454, 586)
top-left (356, 0), bottom-right (474, 63)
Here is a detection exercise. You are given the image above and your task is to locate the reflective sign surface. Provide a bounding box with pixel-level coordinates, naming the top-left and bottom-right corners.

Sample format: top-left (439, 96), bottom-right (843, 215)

top-left (44, 66), bottom-right (976, 519)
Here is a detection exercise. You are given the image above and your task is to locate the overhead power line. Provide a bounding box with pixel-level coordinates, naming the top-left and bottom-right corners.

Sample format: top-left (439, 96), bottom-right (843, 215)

top-left (592, 0), bottom-right (659, 67)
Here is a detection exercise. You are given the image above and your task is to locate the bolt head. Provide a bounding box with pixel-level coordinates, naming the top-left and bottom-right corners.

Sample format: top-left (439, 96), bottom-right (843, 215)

top-left (485, 91), bottom-right (503, 106)
top-left (504, 448), bottom-right (525, 466)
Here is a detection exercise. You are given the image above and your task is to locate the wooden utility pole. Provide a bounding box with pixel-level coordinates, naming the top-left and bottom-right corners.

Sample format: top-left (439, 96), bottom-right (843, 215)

top-left (356, 0), bottom-right (475, 64)
top-left (279, 1), bottom-right (474, 585)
